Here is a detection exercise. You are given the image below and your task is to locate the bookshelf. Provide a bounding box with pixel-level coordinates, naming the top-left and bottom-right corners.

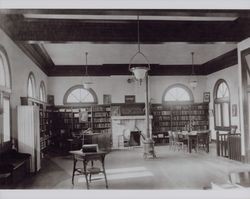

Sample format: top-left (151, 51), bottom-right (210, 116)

top-left (92, 105), bottom-right (111, 134)
top-left (151, 103), bottom-right (209, 144)
top-left (20, 97), bottom-right (54, 152)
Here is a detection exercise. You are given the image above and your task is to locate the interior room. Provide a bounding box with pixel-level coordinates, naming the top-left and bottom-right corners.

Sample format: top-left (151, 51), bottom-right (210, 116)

top-left (1, 7), bottom-right (250, 192)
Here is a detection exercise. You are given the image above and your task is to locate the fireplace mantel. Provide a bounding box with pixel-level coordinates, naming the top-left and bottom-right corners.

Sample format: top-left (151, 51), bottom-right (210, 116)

top-left (111, 115), bottom-right (153, 120)
top-left (111, 115), bottom-right (153, 149)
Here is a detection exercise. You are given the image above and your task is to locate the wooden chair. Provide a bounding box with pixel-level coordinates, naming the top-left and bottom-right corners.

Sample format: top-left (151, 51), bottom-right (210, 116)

top-left (172, 131), bottom-right (184, 151)
top-left (196, 131), bottom-right (210, 153)
top-left (168, 131), bottom-right (175, 150)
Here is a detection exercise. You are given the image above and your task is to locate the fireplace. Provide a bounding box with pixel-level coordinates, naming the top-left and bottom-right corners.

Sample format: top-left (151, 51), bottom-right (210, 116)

top-left (111, 115), bottom-right (152, 149)
top-left (129, 131), bottom-right (141, 146)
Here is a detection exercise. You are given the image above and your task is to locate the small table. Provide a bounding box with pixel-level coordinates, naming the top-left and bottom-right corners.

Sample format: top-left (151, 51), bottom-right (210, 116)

top-left (178, 131), bottom-right (209, 153)
top-left (69, 150), bottom-right (108, 189)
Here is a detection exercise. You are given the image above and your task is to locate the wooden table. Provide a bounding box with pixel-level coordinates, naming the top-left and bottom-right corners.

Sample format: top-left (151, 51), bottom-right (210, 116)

top-left (69, 150), bottom-right (108, 189)
top-left (178, 131), bottom-right (209, 153)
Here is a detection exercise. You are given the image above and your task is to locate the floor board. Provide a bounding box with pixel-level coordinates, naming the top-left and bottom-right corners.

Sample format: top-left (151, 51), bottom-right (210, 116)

top-left (14, 143), bottom-right (250, 190)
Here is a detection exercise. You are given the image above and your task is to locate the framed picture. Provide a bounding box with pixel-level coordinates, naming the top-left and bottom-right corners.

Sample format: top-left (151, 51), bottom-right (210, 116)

top-left (79, 110), bottom-right (88, 122)
top-left (232, 104), bottom-right (237, 117)
top-left (203, 92), bottom-right (210, 103)
top-left (125, 95), bottom-right (135, 103)
top-left (111, 105), bottom-right (121, 116)
top-left (103, 94), bottom-right (111, 104)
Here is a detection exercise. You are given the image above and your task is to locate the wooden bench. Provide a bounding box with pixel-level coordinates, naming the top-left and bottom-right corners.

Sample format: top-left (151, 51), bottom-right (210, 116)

top-left (0, 150), bottom-right (31, 186)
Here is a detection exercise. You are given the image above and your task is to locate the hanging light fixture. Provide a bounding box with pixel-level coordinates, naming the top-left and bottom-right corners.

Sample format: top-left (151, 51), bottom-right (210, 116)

top-left (82, 52), bottom-right (93, 89)
top-left (129, 15), bottom-right (150, 84)
top-left (189, 52), bottom-right (198, 90)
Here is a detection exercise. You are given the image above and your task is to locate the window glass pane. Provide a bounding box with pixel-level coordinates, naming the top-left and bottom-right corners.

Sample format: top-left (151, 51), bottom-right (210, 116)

top-left (217, 82), bottom-right (229, 98)
top-left (222, 103), bottom-right (230, 127)
top-left (39, 83), bottom-right (46, 102)
top-left (215, 103), bottom-right (221, 127)
top-left (164, 87), bottom-right (191, 102)
top-left (28, 78), bottom-right (33, 97)
top-left (0, 56), bottom-right (5, 86)
top-left (67, 88), bottom-right (94, 103)
top-left (3, 98), bottom-right (10, 142)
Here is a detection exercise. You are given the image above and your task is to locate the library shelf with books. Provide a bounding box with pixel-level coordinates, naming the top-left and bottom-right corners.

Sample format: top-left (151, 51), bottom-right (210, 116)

top-left (151, 102), bottom-right (209, 144)
top-left (20, 97), bottom-right (54, 154)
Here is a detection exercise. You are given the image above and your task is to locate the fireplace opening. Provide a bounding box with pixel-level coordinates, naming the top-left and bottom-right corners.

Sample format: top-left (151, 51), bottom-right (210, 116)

top-left (129, 131), bottom-right (141, 146)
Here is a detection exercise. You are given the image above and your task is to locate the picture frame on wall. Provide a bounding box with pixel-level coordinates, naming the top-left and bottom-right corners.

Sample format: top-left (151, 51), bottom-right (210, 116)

top-left (125, 95), bottom-right (136, 103)
top-left (203, 92), bottom-right (210, 103)
top-left (232, 104), bottom-right (237, 117)
top-left (103, 94), bottom-right (111, 104)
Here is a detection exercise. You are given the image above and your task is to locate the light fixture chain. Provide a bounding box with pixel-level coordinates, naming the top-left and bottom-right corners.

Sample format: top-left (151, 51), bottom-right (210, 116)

top-left (137, 15), bottom-right (140, 52)
top-left (85, 52), bottom-right (88, 76)
top-left (191, 52), bottom-right (194, 75)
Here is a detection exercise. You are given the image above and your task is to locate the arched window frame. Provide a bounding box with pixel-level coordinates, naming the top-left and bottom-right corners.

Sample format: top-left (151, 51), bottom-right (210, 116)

top-left (27, 72), bottom-right (36, 99)
top-left (63, 85), bottom-right (98, 106)
top-left (0, 45), bottom-right (12, 144)
top-left (0, 45), bottom-right (11, 92)
top-left (213, 79), bottom-right (231, 131)
top-left (162, 83), bottom-right (194, 105)
top-left (39, 81), bottom-right (46, 102)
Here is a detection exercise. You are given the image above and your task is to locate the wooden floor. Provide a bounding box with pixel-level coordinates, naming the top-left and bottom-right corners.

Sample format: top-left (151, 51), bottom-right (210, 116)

top-left (13, 143), bottom-right (250, 190)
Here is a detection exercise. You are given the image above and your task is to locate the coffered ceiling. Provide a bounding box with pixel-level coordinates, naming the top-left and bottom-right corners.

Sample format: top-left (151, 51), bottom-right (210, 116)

top-left (0, 9), bottom-right (249, 76)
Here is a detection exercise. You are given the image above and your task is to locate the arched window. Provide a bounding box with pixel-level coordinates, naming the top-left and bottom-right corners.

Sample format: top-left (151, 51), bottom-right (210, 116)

top-left (0, 46), bottom-right (11, 143)
top-left (63, 85), bottom-right (98, 105)
top-left (162, 84), bottom-right (194, 104)
top-left (214, 79), bottom-right (230, 130)
top-left (39, 81), bottom-right (46, 102)
top-left (27, 72), bottom-right (36, 98)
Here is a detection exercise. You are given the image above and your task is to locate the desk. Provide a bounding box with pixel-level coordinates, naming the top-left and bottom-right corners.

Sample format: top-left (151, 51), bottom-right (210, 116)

top-left (69, 150), bottom-right (108, 189)
top-left (178, 131), bottom-right (209, 153)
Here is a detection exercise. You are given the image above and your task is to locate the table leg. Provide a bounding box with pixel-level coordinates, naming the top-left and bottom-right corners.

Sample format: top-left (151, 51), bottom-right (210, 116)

top-left (102, 156), bottom-right (108, 189)
top-left (188, 139), bottom-right (191, 153)
top-left (83, 160), bottom-right (89, 189)
top-left (72, 158), bottom-right (77, 185)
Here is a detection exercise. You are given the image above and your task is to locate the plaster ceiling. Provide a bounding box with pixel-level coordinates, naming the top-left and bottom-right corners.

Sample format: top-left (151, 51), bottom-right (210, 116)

top-left (43, 42), bottom-right (237, 65)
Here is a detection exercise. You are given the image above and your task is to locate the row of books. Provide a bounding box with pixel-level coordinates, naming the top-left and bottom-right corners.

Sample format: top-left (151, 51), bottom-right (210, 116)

top-left (94, 123), bottom-right (111, 128)
top-left (93, 112), bottom-right (110, 117)
top-left (93, 118), bottom-right (111, 123)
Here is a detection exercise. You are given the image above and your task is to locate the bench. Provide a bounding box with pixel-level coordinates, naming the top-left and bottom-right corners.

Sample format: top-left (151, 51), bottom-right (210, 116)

top-left (0, 150), bottom-right (31, 186)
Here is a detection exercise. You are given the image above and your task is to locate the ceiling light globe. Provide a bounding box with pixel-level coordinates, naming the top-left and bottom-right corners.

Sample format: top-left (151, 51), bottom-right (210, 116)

top-left (130, 67), bottom-right (149, 81)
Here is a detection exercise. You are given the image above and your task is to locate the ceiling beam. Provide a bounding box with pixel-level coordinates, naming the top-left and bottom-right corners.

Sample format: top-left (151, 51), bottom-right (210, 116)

top-left (5, 17), bottom-right (247, 43)
top-left (201, 48), bottom-right (238, 75)
top-left (1, 9), bottom-right (250, 18)
top-left (48, 64), bottom-right (201, 76)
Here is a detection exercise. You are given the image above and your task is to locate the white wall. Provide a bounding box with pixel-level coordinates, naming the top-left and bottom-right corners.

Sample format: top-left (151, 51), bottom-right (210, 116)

top-left (206, 65), bottom-right (240, 139)
top-left (48, 75), bottom-right (207, 105)
top-left (0, 29), bottom-right (48, 139)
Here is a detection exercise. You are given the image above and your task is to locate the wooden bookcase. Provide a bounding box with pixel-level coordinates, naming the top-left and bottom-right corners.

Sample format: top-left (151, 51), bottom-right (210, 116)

top-left (92, 105), bottom-right (111, 134)
top-left (151, 103), bottom-right (209, 144)
top-left (20, 97), bottom-right (54, 152)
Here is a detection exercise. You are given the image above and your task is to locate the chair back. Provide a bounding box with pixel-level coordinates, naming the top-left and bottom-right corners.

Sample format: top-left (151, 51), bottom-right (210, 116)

top-left (172, 131), bottom-right (179, 142)
top-left (168, 131), bottom-right (174, 142)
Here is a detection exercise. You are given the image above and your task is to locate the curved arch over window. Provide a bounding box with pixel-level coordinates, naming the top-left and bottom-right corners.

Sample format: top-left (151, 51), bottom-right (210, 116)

top-left (0, 45), bottom-right (11, 143)
top-left (162, 83), bottom-right (194, 104)
top-left (213, 79), bottom-right (231, 130)
top-left (0, 45), bottom-right (11, 90)
top-left (63, 85), bottom-right (98, 105)
top-left (39, 81), bottom-right (46, 102)
top-left (27, 72), bottom-right (36, 98)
